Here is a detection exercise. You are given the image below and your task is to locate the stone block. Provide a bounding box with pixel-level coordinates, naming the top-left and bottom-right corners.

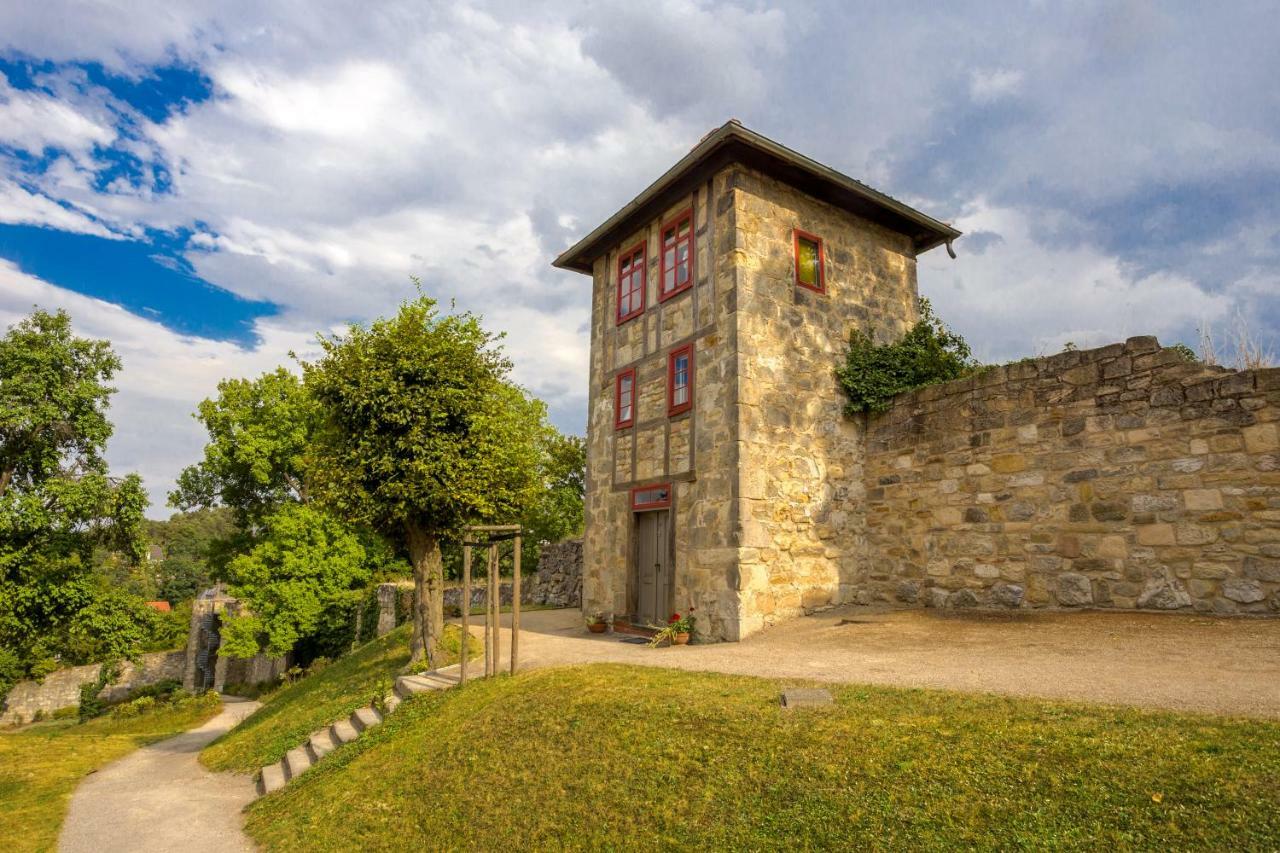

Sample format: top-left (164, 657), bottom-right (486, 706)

top-left (1222, 578), bottom-right (1266, 604)
top-left (993, 584), bottom-right (1025, 607)
top-left (1243, 423), bottom-right (1279, 453)
top-left (1183, 489), bottom-right (1223, 511)
top-left (1136, 524), bottom-right (1176, 546)
top-left (1137, 573), bottom-right (1192, 610)
top-left (991, 454), bottom-right (1028, 473)
top-left (1056, 573), bottom-right (1093, 606)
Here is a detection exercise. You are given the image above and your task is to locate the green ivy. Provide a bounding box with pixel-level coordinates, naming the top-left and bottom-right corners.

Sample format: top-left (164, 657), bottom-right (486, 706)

top-left (835, 299), bottom-right (977, 415)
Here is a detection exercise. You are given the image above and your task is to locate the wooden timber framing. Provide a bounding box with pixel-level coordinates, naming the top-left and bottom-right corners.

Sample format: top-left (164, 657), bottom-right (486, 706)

top-left (459, 524), bottom-right (523, 684)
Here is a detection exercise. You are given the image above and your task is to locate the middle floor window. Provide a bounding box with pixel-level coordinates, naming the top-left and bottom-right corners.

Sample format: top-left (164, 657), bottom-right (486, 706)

top-left (668, 344), bottom-right (694, 416)
top-left (617, 243), bottom-right (646, 324)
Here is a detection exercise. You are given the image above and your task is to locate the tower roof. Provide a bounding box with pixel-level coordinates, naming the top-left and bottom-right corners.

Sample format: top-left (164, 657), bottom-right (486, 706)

top-left (552, 120), bottom-right (961, 274)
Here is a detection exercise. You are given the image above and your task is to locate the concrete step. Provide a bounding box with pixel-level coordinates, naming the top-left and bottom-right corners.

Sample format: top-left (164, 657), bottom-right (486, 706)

top-left (284, 745), bottom-right (312, 780)
top-left (260, 761), bottom-right (287, 795)
top-left (383, 692), bottom-right (401, 715)
top-left (351, 705), bottom-right (382, 733)
top-left (395, 674), bottom-right (441, 696)
top-left (331, 718), bottom-right (360, 745)
top-left (308, 727), bottom-right (340, 759)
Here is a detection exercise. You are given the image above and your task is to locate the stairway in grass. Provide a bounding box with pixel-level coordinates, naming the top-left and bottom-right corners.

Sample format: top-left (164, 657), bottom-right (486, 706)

top-left (257, 663), bottom-right (467, 796)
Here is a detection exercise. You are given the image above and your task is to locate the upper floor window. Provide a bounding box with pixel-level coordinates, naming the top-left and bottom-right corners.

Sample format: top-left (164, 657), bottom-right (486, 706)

top-left (668, 344), bottom-right (693, 416)
top-left (617, 243), bottom-right (646, 324)
top-left (615, 369), bottom-right (635, 429)
top-left (793, 229), bottom-right (825, 293)
top-left (659, 209), bottom-right (694, 302)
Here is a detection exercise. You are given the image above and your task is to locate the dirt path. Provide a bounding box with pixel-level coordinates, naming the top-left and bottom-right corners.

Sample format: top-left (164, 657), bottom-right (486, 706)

top-left (500, 607), bottom-right (1280, 718)
top-left (59, 696), bottom-right (261, 853)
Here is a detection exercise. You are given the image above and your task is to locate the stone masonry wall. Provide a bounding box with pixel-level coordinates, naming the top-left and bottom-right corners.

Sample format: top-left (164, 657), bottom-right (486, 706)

top-left (730, 165), bottom-right (920, 636)
top-left (531, 538), bottom-right (583, 608)
top-left (2, 650), bottom-right (187, 726)
top-left (858, 337), bottom-right (1280, 614)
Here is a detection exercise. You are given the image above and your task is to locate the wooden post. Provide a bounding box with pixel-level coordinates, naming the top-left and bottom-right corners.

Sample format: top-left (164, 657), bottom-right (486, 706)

top-left (489, 542), bottom-right (499, 676)
top-left (460, 541), bottom-right (471, 685)
top-left (510, 532), bottom-right (521, 675)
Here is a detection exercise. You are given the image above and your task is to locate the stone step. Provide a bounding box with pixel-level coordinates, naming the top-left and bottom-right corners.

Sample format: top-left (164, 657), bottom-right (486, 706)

top-left (351, 705), bottom-right (382, 733)
top-left (395, 674), bottom-right (441, 696)
top-left (284, 745), bottom-right (313, 780)
top-left (331, 718), bottom-right (360, 745)
top-left (260, 761), bottom-right (287, 796)
top-left (383, 692), bottom-right (401, 715)
top-left (308, 727), bottom-right (340, 759)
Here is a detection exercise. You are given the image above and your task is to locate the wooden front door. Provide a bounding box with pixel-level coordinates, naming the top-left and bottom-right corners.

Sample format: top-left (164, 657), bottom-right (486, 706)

top-left (634, 509), bottom-right (671, 627)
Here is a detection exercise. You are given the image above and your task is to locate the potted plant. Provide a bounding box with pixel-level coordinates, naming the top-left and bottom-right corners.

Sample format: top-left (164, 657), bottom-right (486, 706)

top-left (584, 611), bottom-right (609, 633)
top-left (649, 610), bottom-right (695, 647)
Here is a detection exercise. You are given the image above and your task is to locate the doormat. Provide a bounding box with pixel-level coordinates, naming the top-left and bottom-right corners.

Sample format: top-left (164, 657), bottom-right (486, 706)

top-left (619, 637), bottom-right (649, 645)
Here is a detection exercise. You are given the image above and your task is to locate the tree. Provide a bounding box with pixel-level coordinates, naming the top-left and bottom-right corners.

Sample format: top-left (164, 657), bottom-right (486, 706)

top-left (218, 503), bottom-right (370, 659)
top-left (147, 507), bottom-right (240, 604)
top-left (520, 430), bottom-right (585, 564)
top-left (0, 309), bottom-right (151, 690)
top-left (169, 368), bottom-right (317, 527)
top-left (306, 294), bottom-right (545, 666)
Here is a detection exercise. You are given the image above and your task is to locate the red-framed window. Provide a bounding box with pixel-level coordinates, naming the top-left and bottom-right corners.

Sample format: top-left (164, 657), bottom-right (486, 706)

top-left (631, 482), bottom-right (672, 511)
top-left (614, 368), bottom-right (635, 429)
top-left (659, 209), bottom-right (694, 302)
top-left (667, 344), bottom-right (694, 416)
top-left (616, 243), bottom-right (646, 324)
top-left (793, 229), bottom-right (825, 293)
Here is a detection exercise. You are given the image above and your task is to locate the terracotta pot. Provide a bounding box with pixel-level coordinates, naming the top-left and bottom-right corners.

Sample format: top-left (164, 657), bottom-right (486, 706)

top-left (673, 632), bottom-right (690, 645)
top-left (587, 622), bottom-right (608, 634)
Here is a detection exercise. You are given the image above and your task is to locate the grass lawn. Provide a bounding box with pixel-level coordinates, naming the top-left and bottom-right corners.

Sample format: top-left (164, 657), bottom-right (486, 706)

top-left (0, 694), bottom-right (222, 853)
top-left (247, 664), bottom-right (1280, 851)
top-left (201, 622), bottom-right (470, 774)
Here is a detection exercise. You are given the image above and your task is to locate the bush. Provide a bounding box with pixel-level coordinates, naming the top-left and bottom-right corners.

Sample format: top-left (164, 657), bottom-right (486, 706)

top-left (78, 661), bottom-right (120, 723)
top-left (836, 299), bottom-right (976, 415)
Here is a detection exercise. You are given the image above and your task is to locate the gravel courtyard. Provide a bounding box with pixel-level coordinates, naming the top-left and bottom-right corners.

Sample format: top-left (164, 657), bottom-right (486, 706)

top-left (507, 606), bottom-right (1280, 718)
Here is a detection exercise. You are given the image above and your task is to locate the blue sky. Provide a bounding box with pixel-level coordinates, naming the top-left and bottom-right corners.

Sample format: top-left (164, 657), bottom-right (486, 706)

top-left (1, 1), bottom-right (1278, 517)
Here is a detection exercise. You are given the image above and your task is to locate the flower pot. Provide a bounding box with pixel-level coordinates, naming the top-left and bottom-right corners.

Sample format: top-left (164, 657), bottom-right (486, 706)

top-left (672, 632), bottom-right (690, 645)
top-left (587, 622), bottom-right (607, 634)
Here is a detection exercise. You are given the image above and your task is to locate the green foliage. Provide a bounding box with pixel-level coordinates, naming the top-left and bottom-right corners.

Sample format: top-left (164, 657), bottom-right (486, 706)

top-left (170, 369), bottom-right (317, 527)
top-left (147, 507), bottom-right (240, 604)
top-left (835, 299), bottom-right (976, 415)
top-left (219, 503), bottom-right (372, 659)
top-left (77, 660), bottom-right (120, 723)
top-left (305, 292), bottom-right (546, 663)
top-left (1168, 343), bottom-right (1199, 363)
top-left (0, 308), bottom-right (154, 689)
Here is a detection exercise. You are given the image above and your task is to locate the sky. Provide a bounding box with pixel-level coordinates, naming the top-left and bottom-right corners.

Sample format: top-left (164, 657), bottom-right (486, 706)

top-left (1, 1), bottom-right (1278, 518)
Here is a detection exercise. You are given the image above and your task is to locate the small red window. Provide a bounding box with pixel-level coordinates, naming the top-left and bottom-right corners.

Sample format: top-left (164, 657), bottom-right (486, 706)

top-left (659, 209), bottom-right (694, 302)
top-left (668, 344), bottom-right (693, 416)
top-left (617, 243), bottom-right (646, 324)
top-left (631, 482), bottom-right (672, 510)
top-left (793, 229), bottom-right (825, 293)
top-left (615, 369), bottom-right (635, 429)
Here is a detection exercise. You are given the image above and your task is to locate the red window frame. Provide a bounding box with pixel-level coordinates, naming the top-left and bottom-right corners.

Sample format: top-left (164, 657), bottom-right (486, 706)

top-left (614, 368), bottom-right (635, 430)
top-left (658, 208), bottom-right (694, 303)
top-left (630, 482), bottom-right (672, 511)
top-left (616, 242), bottom-right (647, 325)
top-left (667, 344), bottom-right (694, 416)
top-left (793, 228), bottom-right (826, 293)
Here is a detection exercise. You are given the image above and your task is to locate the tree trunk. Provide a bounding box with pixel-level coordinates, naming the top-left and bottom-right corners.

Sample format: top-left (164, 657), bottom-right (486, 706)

top-left (406, 523), bottom-right (444, 667)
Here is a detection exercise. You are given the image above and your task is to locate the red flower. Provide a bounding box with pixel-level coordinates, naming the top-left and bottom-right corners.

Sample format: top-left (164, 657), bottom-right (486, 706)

top-left (669, 612), bottom-right (680, 622)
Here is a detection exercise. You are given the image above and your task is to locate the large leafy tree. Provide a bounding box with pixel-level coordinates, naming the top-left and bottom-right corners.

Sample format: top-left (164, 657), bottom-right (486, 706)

top-left (169, 368), bottom-right (316, 527)
top-left (306, 295), bottom-right (545, 666)
top-left (0, 309), bottom-right (150, 685)
top-left (147, 507), bottom-right (239, 604)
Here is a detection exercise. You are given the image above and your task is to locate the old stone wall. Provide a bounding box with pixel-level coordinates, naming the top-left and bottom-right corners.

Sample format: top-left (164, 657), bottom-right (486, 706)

top-left (730, 165), bottom-right (919, 636)
top-left (531, 538), bottom-right (583, 607)
top-left (858, 337), bottom-right (1280, 614)
top-left (374, 576), bottom-right (545, 636)
top-left (2, 650), bottom-right (187, 726)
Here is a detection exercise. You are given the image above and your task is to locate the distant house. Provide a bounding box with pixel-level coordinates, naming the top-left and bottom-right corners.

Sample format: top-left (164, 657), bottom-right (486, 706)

top-left (145, 600), bottom-right (172, 613)
top-left (553, 121), bottom-right (958, 642)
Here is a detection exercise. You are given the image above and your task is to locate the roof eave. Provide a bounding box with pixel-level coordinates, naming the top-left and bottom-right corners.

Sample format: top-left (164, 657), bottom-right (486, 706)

top-left (551, 121), bottom-right (960, 275)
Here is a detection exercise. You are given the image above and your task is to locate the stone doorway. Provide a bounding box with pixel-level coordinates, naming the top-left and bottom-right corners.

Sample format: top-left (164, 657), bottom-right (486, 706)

top-left (633, 509), bottom-right (672, 627)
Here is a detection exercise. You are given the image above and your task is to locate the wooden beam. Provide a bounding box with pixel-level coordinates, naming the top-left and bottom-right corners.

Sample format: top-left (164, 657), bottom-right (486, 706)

top-left (510, 534), bottom-right (521, 675)
top-left (460, 544), bottom-right (471, 685)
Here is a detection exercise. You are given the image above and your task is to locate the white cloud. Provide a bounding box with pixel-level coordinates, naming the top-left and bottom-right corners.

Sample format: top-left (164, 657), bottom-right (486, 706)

top-left (968, 68), bottom-right (1023, 104)
top-left (0, 182), bottom-right (120, 237)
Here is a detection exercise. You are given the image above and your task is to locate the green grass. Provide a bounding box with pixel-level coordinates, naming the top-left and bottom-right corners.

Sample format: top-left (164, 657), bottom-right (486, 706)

top-left (201, 622), bottom-right (471, 774)
top-left (0, 693), bottom-right (222, 853)
top-left (246, 664), bottom-right (1280, 851)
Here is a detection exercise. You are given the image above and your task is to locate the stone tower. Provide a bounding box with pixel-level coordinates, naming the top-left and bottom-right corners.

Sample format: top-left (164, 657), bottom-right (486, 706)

top-left (553, 121), bottom-right (959, 641)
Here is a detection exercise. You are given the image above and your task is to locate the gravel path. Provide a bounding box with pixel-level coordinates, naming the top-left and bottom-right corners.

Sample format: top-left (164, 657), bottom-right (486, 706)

top-left (504, 606), bottom-right (1280, 718)
top-left (59, 696), bottom-right (261, 853)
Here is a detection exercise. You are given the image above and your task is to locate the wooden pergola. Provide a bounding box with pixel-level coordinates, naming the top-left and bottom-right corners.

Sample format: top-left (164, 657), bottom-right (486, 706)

top-left (459, 524), bottom-right (523, 683)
